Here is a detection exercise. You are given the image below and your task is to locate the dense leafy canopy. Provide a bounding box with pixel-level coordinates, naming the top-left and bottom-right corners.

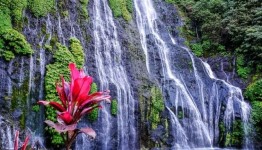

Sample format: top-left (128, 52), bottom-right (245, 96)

top-left (167, 0), bottom-right (262, 75)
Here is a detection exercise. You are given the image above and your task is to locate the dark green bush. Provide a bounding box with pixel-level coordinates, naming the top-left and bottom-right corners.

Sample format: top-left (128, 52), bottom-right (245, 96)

top-left (0, 29), bottom-right (33, 61)
top-left (28, 0), bottom-right (55, 17)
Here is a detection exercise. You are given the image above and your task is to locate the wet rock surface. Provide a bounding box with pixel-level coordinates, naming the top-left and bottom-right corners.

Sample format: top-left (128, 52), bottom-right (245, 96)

top-left (0, 0), bottom-right (250, 149)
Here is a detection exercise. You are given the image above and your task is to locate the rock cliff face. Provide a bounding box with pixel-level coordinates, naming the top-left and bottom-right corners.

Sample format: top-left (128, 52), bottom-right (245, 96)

top-left (0, 0), bottom-right (251, 149)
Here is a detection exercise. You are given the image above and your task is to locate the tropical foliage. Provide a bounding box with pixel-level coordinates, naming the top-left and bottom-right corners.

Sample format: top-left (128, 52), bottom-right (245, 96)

top-left (167, 0), bottom-right (262, 76)
top-left (44, 41), bottom-right (82, 145)
top-left (245, 79), bottom-right (262, 145)
top-left (39, 63), bottom-right (111, 149)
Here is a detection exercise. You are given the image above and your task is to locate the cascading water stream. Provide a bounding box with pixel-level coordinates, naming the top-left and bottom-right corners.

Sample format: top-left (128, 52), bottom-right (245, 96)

top-left (18, 57), bottom-right (25, 87)
top-left (134, 0), bottom-right (252, 148)
top-left (135, 0), bottom-right (211, 147)
top-left (203, 62), bottom-right (252, 148)
top-left (0, 115), bottom-right (14, 150)
top-left (7, 60), bottom-right (14, 97)
top-left (91, 0), bottom-right (137, 149)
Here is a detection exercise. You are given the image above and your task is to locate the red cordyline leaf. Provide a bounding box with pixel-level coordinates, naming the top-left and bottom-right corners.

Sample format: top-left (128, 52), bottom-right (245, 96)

top-left (14, 131), bottom-right (19, 150)
top-left (58, 111), bottom-right (73, 124)
top-left (21, 136), bottom-right (30, 150)
top-left (79, 127), bottom-right (96, 139)
top-left (79, 91), bottom-right (111, 109)
top-left (74, 105), bottom-right (101, 121)
top-left (44, 120), bottom-right (77, 133)
top-left (73, 77), bottom-right (92, 103)
top-left (38, 101), bottom-right (66, 112)
top-left (39, 63), bottom-right (111, 139)
top-left (14, 130), bottom-right (30, 150)
top-left (69, 63), bottom-right (80, 81)
top-left (56, 83), bottom-right (67, 108)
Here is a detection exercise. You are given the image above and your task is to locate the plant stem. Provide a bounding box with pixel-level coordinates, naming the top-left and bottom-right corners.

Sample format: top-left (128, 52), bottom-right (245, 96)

top-left (66, 131), bottom-right (79, 150)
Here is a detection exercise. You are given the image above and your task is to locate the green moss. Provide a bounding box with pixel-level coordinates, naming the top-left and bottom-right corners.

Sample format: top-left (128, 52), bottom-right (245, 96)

top-left (2, 29), bottom-right (33, 54)
top-left (177, 110), bottom-right (183, 119)
top-left (0, 0), bottom-right (27, 30)
top-left (44, 44), bottom-right (53, 52)
top-left (87, 108), bottom-right (99, 122)
top-left (32, 105), bottom-right (40, 112)
top-left (126, 0), bottom-right (133, 13)
top-left (45, 41), bottom-right (84, 145)
top-left (20, 109), bottom-right (26, 129)
top-left (109, 0), bottom-right (132, 21)
top-left (0, 6), bottom-right (12, 31)
top-left (62, 10), bottom-right (69, 18)
top-left (69, 37), bottom-right (85, 67)
top-left (149, 86), bottom-right (164, 129)
top-left (111, 99), bottom-right (118, 116)
top-left (50, 35), bottom-right (59, 48)
top-left (28, 0), bottom-right (55, 17)
top-left (2, 51), bottom-right (15, 61)
top-left (89, 82), bottom-right (98, 94)
top-left (78, 0), bottom-right (89, 20)
top-left (10, 79), bottom-right (29, 129)
top-left (109, 0), bottom-right (122, 17)
top-left (10, 0), bottom-right (27, 30)
top-left (0, 29), bottom-right (33, 61)
top-left (87, 83), bottom-right (99, 122)
top-left (0, 1), bottom-right (32, 61)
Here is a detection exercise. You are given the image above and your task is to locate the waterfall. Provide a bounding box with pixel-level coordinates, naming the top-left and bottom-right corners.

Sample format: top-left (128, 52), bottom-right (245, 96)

top-left (92, 0), bottom-right (136, 149)
top-left (134, 0), bottom-right (252, 148)
top-left (0, 116), bottom-right (15, 150)
top-left (7, 60), bottom-right (14, 97)
top-left (203, 62), bottom-right (253, 149)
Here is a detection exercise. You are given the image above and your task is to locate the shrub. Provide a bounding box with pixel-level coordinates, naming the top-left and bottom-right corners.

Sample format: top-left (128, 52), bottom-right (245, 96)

top-left (236, 55), bottom-right (251, 79)
top-left (109, 0), bottom-right (132, 21)
top-left (0, 6), bottom-right (12, 30)
top-left (28, 0), bottom-right (55, 17)
top-left (0, 29), bottom-right (33, 61)
top-left (190, 43), bottom-right (203, 57)
top-left (245, 79), bottom-right (262, 102)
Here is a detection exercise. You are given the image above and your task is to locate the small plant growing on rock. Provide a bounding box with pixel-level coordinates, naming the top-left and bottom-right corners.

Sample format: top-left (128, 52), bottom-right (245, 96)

top-left (38, 63), bottom-right (111, 149)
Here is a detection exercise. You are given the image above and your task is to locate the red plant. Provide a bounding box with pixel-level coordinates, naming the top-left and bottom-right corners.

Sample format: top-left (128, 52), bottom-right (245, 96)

top-left (38, 63), bottom-right (110, 149)
top-left (14, 130), bottom-right (30, 150)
